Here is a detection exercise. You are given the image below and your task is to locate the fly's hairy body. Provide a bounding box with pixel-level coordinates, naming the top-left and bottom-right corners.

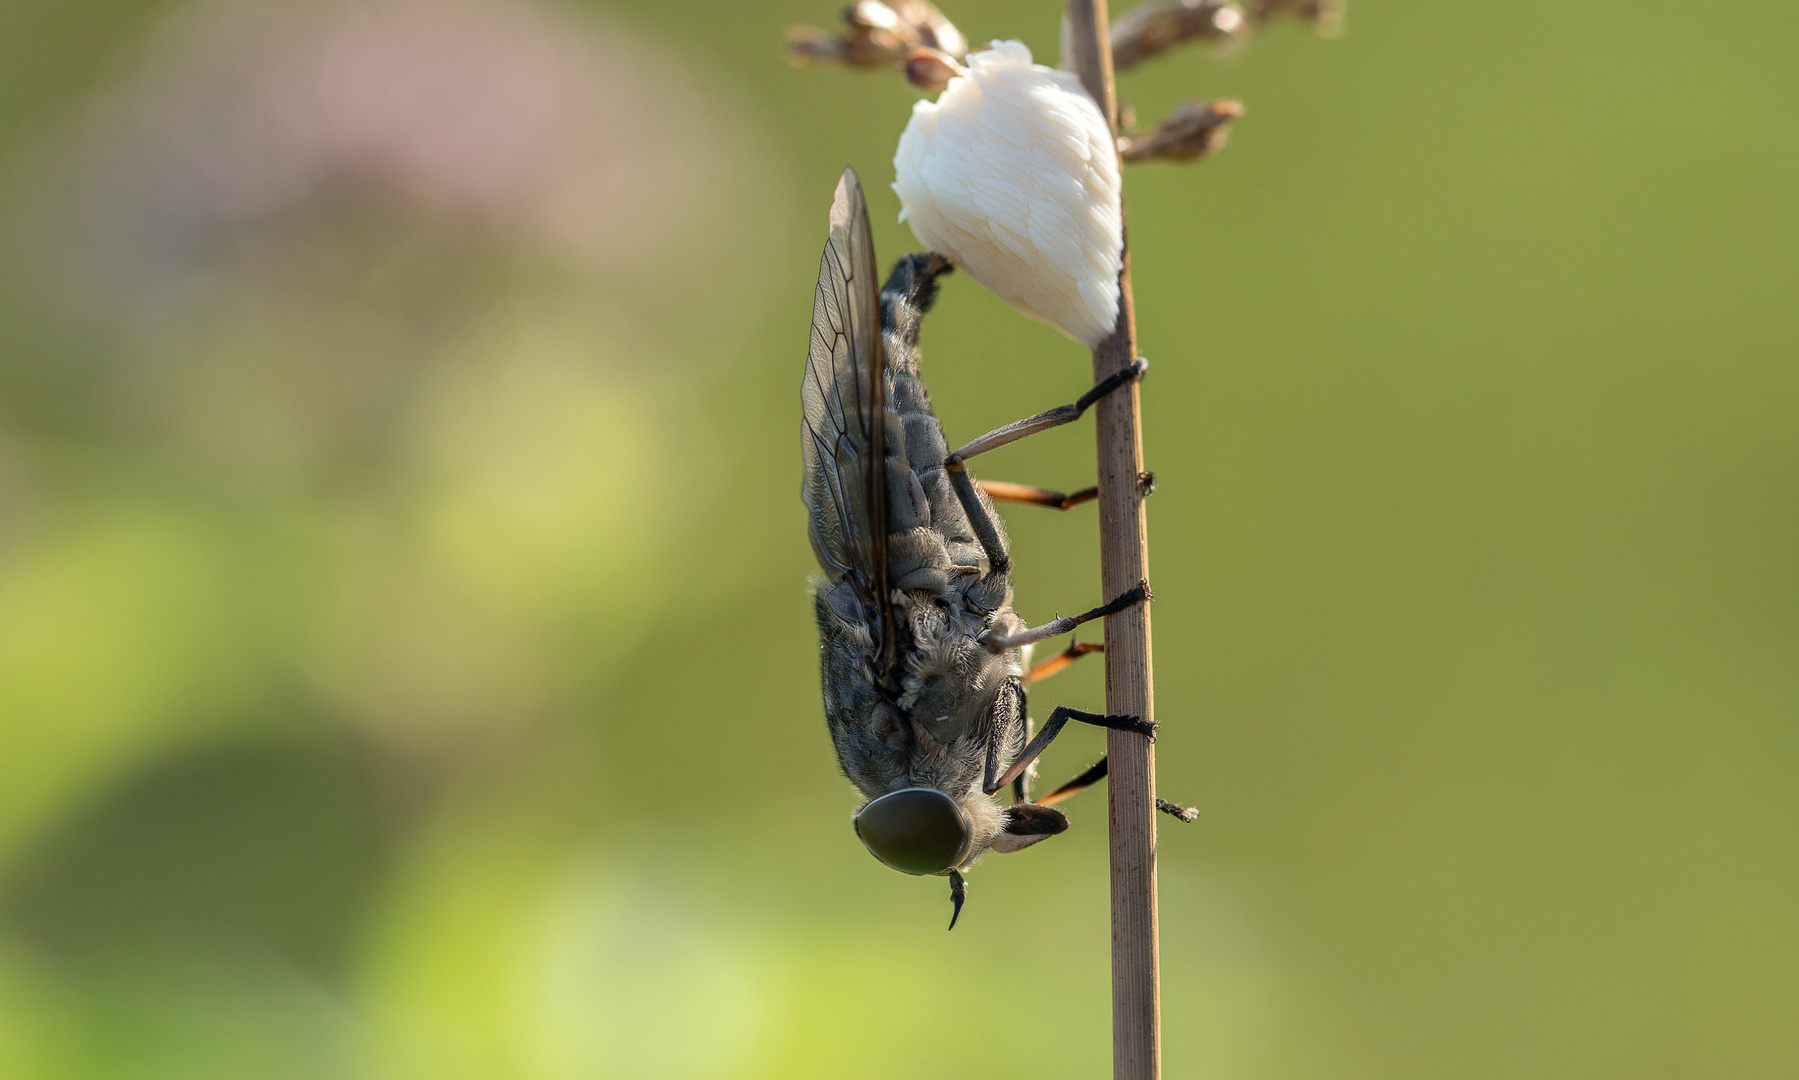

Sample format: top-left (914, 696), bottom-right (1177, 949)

top-left (802, 169), bottom-right (1166, 926)
top-left (813, 252), bottom-right (1029, 861)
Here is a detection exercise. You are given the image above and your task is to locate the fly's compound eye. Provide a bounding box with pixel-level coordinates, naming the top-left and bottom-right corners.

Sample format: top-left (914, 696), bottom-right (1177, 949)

top-left (853, 787), bottom-right (972, 875)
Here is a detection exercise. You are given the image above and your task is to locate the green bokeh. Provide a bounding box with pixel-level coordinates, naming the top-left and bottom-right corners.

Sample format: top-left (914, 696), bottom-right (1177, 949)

top-left (0, 1), bottom-right (1793, 1077)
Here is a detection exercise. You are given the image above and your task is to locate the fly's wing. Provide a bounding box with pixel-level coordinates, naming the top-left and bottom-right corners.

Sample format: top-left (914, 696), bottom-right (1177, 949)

top-left (802, 167), bottom-right (896, 682)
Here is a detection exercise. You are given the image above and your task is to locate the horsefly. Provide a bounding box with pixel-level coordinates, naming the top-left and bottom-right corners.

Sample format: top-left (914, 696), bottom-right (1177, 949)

top-left (803, 168), bottom-right (1190, 929)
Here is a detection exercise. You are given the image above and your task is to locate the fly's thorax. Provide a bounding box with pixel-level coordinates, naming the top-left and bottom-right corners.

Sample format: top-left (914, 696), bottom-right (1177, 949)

top-left (896, 594), bottom-right (1024, 721)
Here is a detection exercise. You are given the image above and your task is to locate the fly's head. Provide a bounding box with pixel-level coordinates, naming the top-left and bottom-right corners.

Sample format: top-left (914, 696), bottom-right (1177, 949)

top-left (852, 785), bottom-right (1069, 877)
top-left (853, 787), bottom-right (974, 875)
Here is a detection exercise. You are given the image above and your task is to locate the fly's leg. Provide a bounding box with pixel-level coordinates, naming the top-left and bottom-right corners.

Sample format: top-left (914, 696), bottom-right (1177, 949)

top-left (976, 480), bottom-right (1099, 510)
top-left (1025, 640), bottom-right (1103, 684)
top-left (977, 471), bottom-right (1157, 510)
top-left (1037, 757), bottom-right (1108, 806)
top-left (1033, 755), bottom-right (1198, 822)
top-left (1157, 798), bottom-right (1200, 823)
top-left (983, 580), bottom-right (1150, 655)
top-left (1011, 716), bottom-right (1032, 804)
top-left (949, 358), bottom-right (1148, 464)
top-left (1010, 681), bottom-right (1033, 804)
top-left (983, 705), bottom-right (1156, 796)
top-left (945, 358), bottom-right (1147, 572)
top-left (1016, 642), bottom-right (1102, 803)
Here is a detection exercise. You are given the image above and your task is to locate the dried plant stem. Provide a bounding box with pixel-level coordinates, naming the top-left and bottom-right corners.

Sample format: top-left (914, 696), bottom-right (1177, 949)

top-left (1065, 2), bottom-right (1161, 1077)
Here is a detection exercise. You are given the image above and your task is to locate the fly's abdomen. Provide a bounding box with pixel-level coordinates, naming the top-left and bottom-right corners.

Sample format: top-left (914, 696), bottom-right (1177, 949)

top-left (878, 253), bottom-right (1007, 582)
top-left (887, 367), bottom-right (990, 576)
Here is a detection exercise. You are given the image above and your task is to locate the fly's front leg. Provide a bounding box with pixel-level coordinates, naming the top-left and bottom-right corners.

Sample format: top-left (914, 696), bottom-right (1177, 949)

top-left (944, 358), bottom-right (1147, 572)
top-left (983, 580), bottom-right (1150, 655)
top-left (985, 679), bottom-right (1034, 804)
top-left (1037, 757), bottom-right (1108, 807)
top-left (1032, 755), bottom-right (1198, 822)
top-left (1011, 710), bottom-right (1032, 804)
top-left (1157, 798), bottom-right (1199, 823)
top-left (981, 679), bottom-right (1033, 800)
top-left (983, 706), bottom-right (1156, 796)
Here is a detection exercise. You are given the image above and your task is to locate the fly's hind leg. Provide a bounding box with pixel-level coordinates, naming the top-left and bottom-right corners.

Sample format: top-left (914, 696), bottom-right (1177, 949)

top-left (945, 358), bottom-right (1147, 572)
top-left (976, 480), bottom-right (1099, 510)
top-left (976, 470), bottom-right (1157, 512)
top-left (949, 358), bottom-right (1148, 465)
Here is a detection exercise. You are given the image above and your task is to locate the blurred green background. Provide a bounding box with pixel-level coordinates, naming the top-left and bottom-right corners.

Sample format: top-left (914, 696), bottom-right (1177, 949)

top-left (0, 0), bottom-right (1793, 1076)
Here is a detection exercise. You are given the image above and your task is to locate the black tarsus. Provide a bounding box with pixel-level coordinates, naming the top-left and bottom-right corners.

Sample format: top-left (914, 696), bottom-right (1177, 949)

top-left (984, 704), bottom-right (1157, 796)
top-left (1157, 798), bottom-right (1199, 823)
top-left (1003, 802), bottom-right (1070, 836)
top-left (1074, 358), bottom-right (1150, 412)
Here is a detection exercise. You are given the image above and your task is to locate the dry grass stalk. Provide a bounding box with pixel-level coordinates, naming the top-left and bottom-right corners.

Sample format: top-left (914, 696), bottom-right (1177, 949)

top-left (782, 2), bottom-right (1337, 1074)
top-left (1061, 3), bottom-right (1164, 1077)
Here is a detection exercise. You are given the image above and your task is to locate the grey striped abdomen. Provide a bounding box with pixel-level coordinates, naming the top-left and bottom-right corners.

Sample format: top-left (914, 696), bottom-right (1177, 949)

top-left (882, 357), bottom-right (1002, 594)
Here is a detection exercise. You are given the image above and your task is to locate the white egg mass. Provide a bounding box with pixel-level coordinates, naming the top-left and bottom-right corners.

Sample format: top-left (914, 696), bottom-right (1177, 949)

top-left (893, 40), bottom-right (1124, 349)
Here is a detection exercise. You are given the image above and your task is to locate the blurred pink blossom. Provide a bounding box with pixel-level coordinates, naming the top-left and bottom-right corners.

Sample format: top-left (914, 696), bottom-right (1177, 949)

top-left (48, 0), bottom-right (746, 311)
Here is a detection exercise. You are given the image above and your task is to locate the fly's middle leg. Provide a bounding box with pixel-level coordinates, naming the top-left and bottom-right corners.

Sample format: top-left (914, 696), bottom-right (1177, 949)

top-left (1025, 640), bottom-right (1103, 684)
top-left (983, 580), bottom-right (1150, 654)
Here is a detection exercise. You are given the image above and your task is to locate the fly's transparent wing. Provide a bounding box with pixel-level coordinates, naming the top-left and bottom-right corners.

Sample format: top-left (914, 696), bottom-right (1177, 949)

top-left (802, 167), bottom-right (895, 680)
